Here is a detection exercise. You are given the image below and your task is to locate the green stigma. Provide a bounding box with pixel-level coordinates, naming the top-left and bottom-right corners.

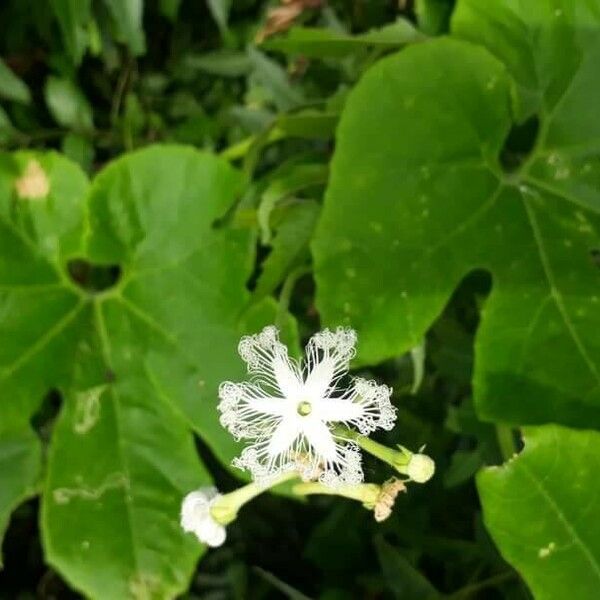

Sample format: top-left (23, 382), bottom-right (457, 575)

top-left (297, 400), bottom-right (312, 416)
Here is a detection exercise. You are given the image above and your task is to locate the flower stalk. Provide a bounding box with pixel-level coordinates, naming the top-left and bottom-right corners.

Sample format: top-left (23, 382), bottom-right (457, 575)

top-left (293, 481), bottom-right (381, 508)
top-left (210, 471), bottom-right (298, 524)
top-left (182, 471), bottom-right (299, 547)
top-left (337, 427), bottom-right (435, 483)
top-left (292, 477), bottom-right (408, 522)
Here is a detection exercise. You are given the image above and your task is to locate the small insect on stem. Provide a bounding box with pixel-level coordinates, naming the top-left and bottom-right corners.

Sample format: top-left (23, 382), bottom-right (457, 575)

top-left (374, 478), bottom-right (406, 522)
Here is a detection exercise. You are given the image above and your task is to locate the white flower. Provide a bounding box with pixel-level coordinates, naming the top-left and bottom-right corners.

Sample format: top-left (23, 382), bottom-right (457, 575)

top-left (218, 326), bottom-right (396, 487)
top-left (180, 487), bottom-right (226, 547)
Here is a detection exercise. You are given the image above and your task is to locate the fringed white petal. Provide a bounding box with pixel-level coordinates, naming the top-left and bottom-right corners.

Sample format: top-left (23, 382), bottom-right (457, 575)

top-left (313, 397), bottom-right (364, 422)
top-left (267, 417), bottom-right (302, 457)
top-left (342, 378), bottom-right (397, 435)
top-left (318, 443), bottom-right (364, 488)
top-left (302, 418), bottom-right (338, 462)
top-left (304, 327), bottom-right (356, 398)
top-left (238, 326), bottom-right (303, 397)
top-left (232, 446), bottom-right (297, 485)
top-left (218, 380), bottom-right (286, 440)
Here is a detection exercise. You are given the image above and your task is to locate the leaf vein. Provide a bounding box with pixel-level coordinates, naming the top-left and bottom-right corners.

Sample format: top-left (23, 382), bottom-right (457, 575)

top-left (518, 459), bottom-right (600, 581)
top-left (522, 197), bottom-right (600, 386)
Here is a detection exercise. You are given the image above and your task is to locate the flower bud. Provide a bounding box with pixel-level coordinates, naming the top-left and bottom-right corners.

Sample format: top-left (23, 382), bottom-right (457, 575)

top-left (406, 453), bottom-right (435, 483)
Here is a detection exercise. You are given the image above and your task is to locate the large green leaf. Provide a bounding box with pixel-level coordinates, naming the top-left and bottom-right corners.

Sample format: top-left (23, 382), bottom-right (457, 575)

top-left (313, 4), bottom-right (600, 427)
top-left (453, 0), bottom-right (600, 122)
top-left (478, 425), bottom-right (600, 599)
top-left (42, 357), bottom-right (210, 598)
top-left (0, 146), bottom-right (292, 597)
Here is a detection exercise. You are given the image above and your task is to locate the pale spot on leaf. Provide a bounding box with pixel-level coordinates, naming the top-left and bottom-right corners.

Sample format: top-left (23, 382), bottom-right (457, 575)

top-left (73, 385), bottom-right (105, 434)
top-left (129, 572), bottom-right (161, 600)
top-left (15, 159), bottom-right (50, 200)
top-left (53, 472), bottom-right (129, 504)
top-left (538, 541), bottom-right (556, 558)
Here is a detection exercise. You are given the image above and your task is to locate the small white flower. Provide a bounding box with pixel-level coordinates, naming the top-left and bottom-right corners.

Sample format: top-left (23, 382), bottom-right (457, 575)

top-left (218, 326), bottom-right (396, 487)
top-left (180, 487), bottom-right (226, 547)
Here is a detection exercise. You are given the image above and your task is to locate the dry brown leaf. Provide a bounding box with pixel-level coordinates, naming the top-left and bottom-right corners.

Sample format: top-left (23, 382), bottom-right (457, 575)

top-left (256, 0), bottom-right (324, 43)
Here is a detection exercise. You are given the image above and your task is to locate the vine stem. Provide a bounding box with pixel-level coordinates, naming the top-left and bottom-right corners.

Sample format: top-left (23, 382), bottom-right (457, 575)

top-left (446, 571), bottom-right (516, 599)
top-left (496, 425), bottom-right (517, 461)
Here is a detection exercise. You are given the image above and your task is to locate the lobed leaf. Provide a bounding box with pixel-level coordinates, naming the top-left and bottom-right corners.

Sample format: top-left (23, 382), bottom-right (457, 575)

top-left (478, 425), bottom-right (600, 599)
top-left (0, 146), bottom-right (296, 597)
top-left (313, 1), bottom-right (600, 428)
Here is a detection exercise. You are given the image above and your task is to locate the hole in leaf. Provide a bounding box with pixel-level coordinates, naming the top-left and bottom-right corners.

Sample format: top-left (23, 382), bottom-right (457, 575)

top-left (500, 114), bottom-right (540, 173)
top-left (67, 259), bottom-right (121, 293)
top-left (30, 388), bottom-right (61, 443)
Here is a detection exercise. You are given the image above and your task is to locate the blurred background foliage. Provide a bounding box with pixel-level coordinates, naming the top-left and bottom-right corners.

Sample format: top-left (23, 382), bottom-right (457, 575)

top-left (0, 0), bottom-right (577, 598)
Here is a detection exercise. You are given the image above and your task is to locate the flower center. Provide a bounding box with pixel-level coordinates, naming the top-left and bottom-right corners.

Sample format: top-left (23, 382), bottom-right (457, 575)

top-left (296, 400), bottom-right (312, 416)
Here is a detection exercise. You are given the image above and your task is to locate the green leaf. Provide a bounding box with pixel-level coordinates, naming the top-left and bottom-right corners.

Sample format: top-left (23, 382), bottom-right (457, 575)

top-left (159, 0), bottom-right (182, 21)
top-left (262, 19), bottom-right (424, 58)
top-left (443, 449), bottom-right (483, 488)
top-left (61, 133), bottom-right (95, 171)
top-left (207, 0), bottom-right (232, 34)
top-left (49, 0), bottom-right (92, 64)
top-left (255, 200), bottom-right (320, 299)
top-left (375, 537), bottom-right (440, 599)
top-left (257, 164), bottom-right (327, 244)
top-left (42, 377), bottom-right (210, 598)
top-left (0, 146), bottom-right (295, 597)
top-left (181, 51), bottom-right (252, 77)
top-left (0, 150), bottom-right (89, 556)
top-left (313, 26), bottom-right (600, 427)
top-left (248, 48), bottom-right (305, 111)
top-left (452, 0), bottom-right (600, 122)
top-left (0, 58), bottom-right (31, 104)
top-left (478, 425), bottom-right (600, 599)
top-left (415, 0), bottom-right (454, 35)
top-left (101, 0), bottom-right (145, 55)
top-left (0, 106), bottom-right (16, 145)
top-left (44, 76), bottom-right (94, 132)
top-left (254, 567), bottom-right (312, 600)
top-left (275, 111), bottom-right (339, 140)
top-left (0, 405), bottom-right (41, 568)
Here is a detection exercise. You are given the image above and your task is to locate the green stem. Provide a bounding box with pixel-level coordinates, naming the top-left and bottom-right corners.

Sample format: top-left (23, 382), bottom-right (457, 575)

top-left (496, 425), bottom-right (517, 462)
top-left (293, 481), bottom-right (380, 505)
top-left (219, 135), bottom-right (255, 160)
top-left (338, 427), bottom-right (411, 468)
top-left (276, 265), bottom-right (310, 329)
top-left (447, 571), bottom-right (516, 599)
top-left (211, 471), bottom-right (298, 524)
